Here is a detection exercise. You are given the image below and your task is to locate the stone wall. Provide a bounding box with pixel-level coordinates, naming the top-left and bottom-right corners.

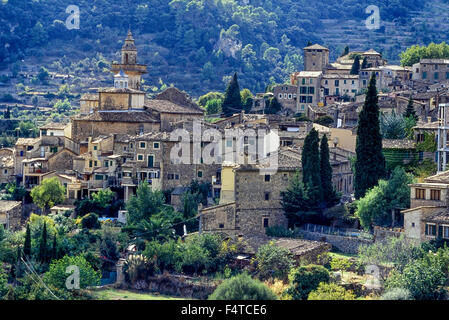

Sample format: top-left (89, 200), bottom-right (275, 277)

top-left (301, 230), bottom-right (373, 254)
top-left (373, 226), bottom-right (404, 243)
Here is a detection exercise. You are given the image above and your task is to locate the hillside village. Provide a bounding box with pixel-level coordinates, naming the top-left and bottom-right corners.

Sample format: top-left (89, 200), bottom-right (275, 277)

top-left (3, 29), bottom-right (449, 301)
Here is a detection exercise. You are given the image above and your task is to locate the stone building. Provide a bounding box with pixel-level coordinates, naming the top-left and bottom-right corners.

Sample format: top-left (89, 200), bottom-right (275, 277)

top-left (272, 84), bottom-right (297, 113)
top-left (412, 59), bottom-right (449, 84)
top-left (110, 30), bottom-right (147, 90)
top-left (0, 200), bottom-right (22, 231)
top-left (296, 71), bottom-right (323, 110)
top-left (403, 171), bottom-right (449, 243)
top-left (303, 44), bottom-right (329, 72)
top-left (321, 74), bottom-right (359, 98)
top-left (0, 148), bottom-right (15, 184)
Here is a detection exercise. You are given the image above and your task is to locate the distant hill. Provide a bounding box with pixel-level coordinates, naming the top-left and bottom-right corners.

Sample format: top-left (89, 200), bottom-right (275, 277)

top-left (0, 0), bottom-right (444, 96)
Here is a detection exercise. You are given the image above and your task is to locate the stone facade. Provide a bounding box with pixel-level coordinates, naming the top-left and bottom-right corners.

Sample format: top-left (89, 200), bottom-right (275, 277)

top-left (301, 230), bottom-right (373, 254)
top-left (0, 200), bottom-right (22, 231)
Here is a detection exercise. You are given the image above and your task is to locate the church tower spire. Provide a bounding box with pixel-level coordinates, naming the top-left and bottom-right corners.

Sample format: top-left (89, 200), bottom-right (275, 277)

top-left (111, 30), bottom-right (147, 90)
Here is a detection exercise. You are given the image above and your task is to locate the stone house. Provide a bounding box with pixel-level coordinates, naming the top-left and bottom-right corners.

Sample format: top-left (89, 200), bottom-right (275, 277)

top-left (403, 171), bottom-right (449, 243)
top-left (0, 148), bottom-right (15, 184)
top-left (321, 74), bottom-right (359, 98)
top-left (0, 200), bottom-right (22, 231)
top-left (412, 59), bottom-right (449, 84)
top-left (296, 71), bottom-right (323, 111)
top-left (303, 44), bottom-right (329, 72)
top-left (272, 84), bottom-right (297, 113)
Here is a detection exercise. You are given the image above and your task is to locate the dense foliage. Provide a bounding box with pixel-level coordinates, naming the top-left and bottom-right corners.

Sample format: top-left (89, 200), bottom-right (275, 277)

top-left (286, 264), bottom-right (330, 300)
top-left (209, 273), bottom-right (277, 300)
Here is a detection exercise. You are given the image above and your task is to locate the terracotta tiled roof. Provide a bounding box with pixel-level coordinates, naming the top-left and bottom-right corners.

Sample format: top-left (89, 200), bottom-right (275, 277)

top-left (0, 155), bottom-right (14, 168)
top-left (424, 171), bottom-right (449, 184)
top-left (145, 99), bottom-right (204, 114)
top-left (73, 110), bottom-right (159, 123)
top-left (304, 44), bottom-right (329, 50)
top-left (423, 208), bottom-right (449, 223)
top-left (15, 137), bottom-right (40, 146)
top-left (0, 200), bottom-right (21, 212)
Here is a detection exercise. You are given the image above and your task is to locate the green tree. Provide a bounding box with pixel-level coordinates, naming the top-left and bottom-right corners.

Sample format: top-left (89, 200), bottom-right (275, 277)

top-left (265, 97), bottom-right (282, 114)
top-left (43, 255), bottom-right (101, 291)
top-left (126, 181), bottom-right (165, 225)
top-left (361, 57), bottom-right (368, 69)
top-left (354, 73), bottom-right (386, 199)
top-left (23, 224), bottom-right (31, 257)
top-left (209, 273), bottom-right (277, 300)
top-left (356, 167), bottom-right (412, 229)
top-left (38, 221), bottom-right (48, 263)
top-left (281, 171), bottom-right (309, 227)
top-left (380, 111), bottom-right (406, 139)
top-left (287, 265), bottom-right (330, 300)
top-left (0, 265), bottom-right (7, 299)
top-left (240, 88), bottom-right (253, 113)
top-left (308, 282), bottom-right (356, 300)
top-left (255, 242), bottom-right (294, 281)
top-left (222, 73), bottom-right (242, 117)
top-left (302, 128), bottom-right (322, 207)
top-left (320, 135), bottom-right (339, 207)
top-left (403, 96), bottom-right (418, 120)
top-left (30, 177), bottom-right (65, 213)
top-left (350, 55), bottom-right (360, 75)
top-left (205, 98), bottom-right (222, 115)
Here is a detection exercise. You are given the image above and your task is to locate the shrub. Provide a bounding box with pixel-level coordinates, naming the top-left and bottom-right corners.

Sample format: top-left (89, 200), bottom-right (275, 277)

top-left (265, 279), bottom-right (292, 300)
top-left (265, 225), bottom-right (295, 238)
top-left (381, 288), bottom-right (413, 300)
top-left (287, 265), bottom-right (330, 300)
top-left (81, 213), bottom-right (100, 229)
top-left (124, 254), bottom-right (156, 284)
top-left (308, 282), bottom-right (356, 300)
top-left (255, 242), bottom-right (294, 281)
top-left (209, 273), bottom-right (277, 300)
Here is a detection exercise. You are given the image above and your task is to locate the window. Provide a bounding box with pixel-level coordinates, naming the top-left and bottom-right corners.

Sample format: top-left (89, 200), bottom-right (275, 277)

top-left (431, 189), bottom-right (441, 201)
top-left (219, 223), bottom-right (224, 229)
top-left (425, 223), bottom-right (436, 236)
top-left (197, 171), bottom-right (203, 178)
top-left (153, 142), bottom-right (160, 149)
top-left (300, 86), bottom-right (307, 94)
top-left (288, 94), bottom-right (292, 99)
top-left (95, 174), bottom-right (103, 181)
top-left (148, 155), bottom-right (154, 167)
top-left (279, 93), bottom-right (282, 99)
top-left (137, 154), bottom-right (144, 161)
top-left (434, 72), bottom-right (439, 80)
top-left (94, 161), bottom-right (98, 167)
top-left (89, 160), bottom-right (92, 168)
top-left (226, 139), bottom-right (233, 147)
top-left (284, 93), bottom-right (287, 99)
top-left (139, 142), bottom-right (146, 149)
top-left (264, 192), bottom-right (270, 201)
top-left (307, 96), bottom-right (313, 103)
top-left (264, 175), bottom-right (270, 182)
top-left (335, 80), bottom-right (339, 87)
top-left (93, 146), bottom-right (97, 150)
top-left (415, 188), bottom-right (425, 199)
top-left (104, 161), bottom-right (109, 167)
top-left (422, 71), bottom-right (427, 79)
top-left (308, 87), bottom-right (315, 94)
top-left (263, 218), bottom-right (269, 228)
top-left (175, 174), bottom-right (179, 180)
top-left (324, 88), bottom-right (329, 95)
top-left (411, 222), bottom-right (415, 227)
top-left (444, 226), bottom-right (449, 239)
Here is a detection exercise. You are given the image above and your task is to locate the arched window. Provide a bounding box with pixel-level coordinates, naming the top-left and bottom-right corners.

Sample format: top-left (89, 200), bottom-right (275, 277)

top-left (125, 53), bottom-right (129, 64)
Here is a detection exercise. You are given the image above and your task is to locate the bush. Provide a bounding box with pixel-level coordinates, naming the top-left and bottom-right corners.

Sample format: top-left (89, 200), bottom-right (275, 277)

top-left (81, 213), bottom-right (100, 229)
top-left (265, 226), bottom-right (295, 238)
top-left (308, 282), bottom-right (356, 300)
top-left (209, 273), bottom-right (277, 300)
top-left (287, 265), bottom-right (330, 300)
top-left (255, 242), bottom-right (294, 281)
top-left (381, 288), bottom-right (413, 300)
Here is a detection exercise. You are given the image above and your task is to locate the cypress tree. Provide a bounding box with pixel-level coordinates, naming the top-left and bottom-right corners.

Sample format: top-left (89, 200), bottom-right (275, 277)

top-left (38, 222), bottom-right (48, 263)
top-left (23, 224), bottom-right (31, 257)
top-left (320, 135), bottom-right (338, 206)
top-left (355, 73), bottom-right (386, 199)
top-left (222, 73), bottom-right (242, 117)
top-left (361, 57), bottom-right (368, 69)
top-left (350, 55), bottom-right (360, 75)
top-left (51, 234), bottom-right (57, 260)
top-left (306, 40), bottom-right (312, 47)
top-left (281, 171), bottom-right (308, 227)
top-left (341, 46), bottom-right (349, 57)
top-left (403, 96), bottom-right (418, 120)
top-left (302, 128), bottom-right (322, 207)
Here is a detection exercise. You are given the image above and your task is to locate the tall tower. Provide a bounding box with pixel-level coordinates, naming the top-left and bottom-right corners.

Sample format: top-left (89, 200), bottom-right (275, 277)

top-left (111, 30), bottom-right (147, 90)
top-left (303, 44), bottom-right (329, 72)
top-left (438, 103), bottom-right (449, 172)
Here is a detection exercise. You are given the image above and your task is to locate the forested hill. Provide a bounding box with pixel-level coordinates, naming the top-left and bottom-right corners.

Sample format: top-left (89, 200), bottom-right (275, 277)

top-left (0, 0), bottom-right (436, 96)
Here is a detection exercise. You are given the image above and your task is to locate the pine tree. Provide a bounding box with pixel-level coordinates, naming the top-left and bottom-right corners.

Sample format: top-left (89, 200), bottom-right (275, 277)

top-left (350, 56), bottom-right (360, 75)
top-left (23, 224), bottom-right (31, 257)
top-left (222, 73), bottom-right (242, 117)
top-left (403, 96), bottom-right (418, 120)
top-left (281, 171), bottom-right (309, 227)
top-left (38, 222), bottom-right (48, 263)
top-left (302, 128), bottom-right (322, 207)
top-left (355, 73), bottom-right (386, 199)
top-left (320, 135), bottom-right (339, 206)
top-left (4, 106), bottom-right (10, 119)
